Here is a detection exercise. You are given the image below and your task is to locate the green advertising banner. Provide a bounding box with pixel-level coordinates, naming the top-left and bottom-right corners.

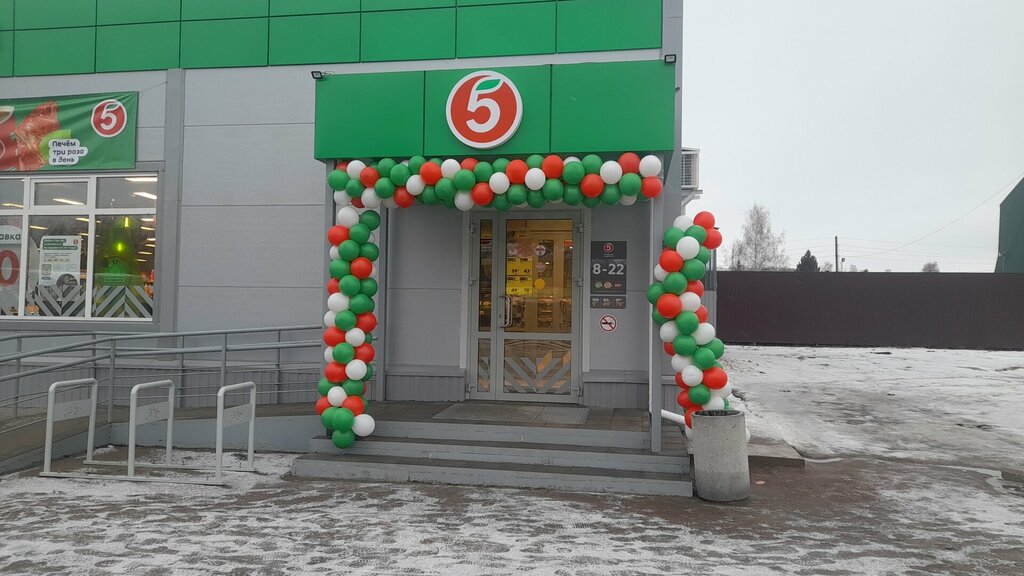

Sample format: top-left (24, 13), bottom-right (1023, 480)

top-left (0, 92), bottom-right (137, 172)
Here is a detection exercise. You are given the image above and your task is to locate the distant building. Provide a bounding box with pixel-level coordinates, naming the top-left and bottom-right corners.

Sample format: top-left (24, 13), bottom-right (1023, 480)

top-left (996, 178), bottom-right (1024, 272)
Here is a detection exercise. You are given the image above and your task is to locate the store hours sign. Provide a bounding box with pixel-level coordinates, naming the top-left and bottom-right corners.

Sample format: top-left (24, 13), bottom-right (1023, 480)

top-left (591, 241), bottom-right (627, 309)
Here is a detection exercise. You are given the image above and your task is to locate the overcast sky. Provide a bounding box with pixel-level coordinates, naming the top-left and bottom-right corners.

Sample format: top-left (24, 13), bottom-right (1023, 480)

top-left (682, 0), bottom-right (1024, 272)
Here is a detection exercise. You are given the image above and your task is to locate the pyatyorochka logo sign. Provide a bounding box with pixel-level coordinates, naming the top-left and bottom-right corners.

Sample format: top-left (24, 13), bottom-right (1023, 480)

top-left (446, 71), bottom-right (523, 149)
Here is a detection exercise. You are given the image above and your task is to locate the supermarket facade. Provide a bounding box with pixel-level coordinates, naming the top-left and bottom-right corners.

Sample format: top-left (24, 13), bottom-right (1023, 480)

top-left (0, 0), bottom-right (695, 416)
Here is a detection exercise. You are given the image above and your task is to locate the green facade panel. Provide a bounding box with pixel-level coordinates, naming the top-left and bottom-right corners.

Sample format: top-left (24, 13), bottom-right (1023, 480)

top-left (97, 0), bottom-right (182, 25)
top-left (14, 27), bottom-right (96, 75)
top-left (424, 65), bottom-right (551, 156)
top-left (557, 0), bottom-right (661, 53)
top-left (0, 0), bottom-right (12, 31)
top-left (363, 0), bottom-right (454, 11)
top-left (270, 0), bottom-right (359, 16)
top-left (361, 8), bottom-right (455, 62)
top-left (15, 0), bottom-right (97, 30)
top-left (315, 71), bottom-right (425, 159)
top-left (458, 0), bottom-right (549, 5)
top-left (182, 0), bottom-right (268, 21)
top-left (456, 2), bottom-right (554, 58)
top-left (0, 31), bottom-right (11, 76)
top-left (551, 60), bottom-right (674, 153)
top-left (270, 14), bottom-right (359, 66)
top-left (181, 18), bottom-right (268, 69)
top-left (97, 22), bottom-right (180, 72)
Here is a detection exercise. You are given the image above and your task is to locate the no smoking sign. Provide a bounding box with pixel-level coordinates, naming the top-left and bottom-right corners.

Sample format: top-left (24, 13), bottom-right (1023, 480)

top-left (599, 315), bottom-right (617, 333)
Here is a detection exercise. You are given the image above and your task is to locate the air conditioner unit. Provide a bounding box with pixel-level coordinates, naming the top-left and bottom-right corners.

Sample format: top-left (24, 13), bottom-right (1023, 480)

top-left (681, 148), bottom-right (699, 190)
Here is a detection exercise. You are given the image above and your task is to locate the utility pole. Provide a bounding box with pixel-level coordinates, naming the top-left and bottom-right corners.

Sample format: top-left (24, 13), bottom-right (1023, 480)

top-left (835, 236), bottom-right (839, 272)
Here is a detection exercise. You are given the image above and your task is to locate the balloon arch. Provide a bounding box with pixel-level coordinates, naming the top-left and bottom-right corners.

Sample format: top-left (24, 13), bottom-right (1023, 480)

top-left (315, 152), bottom-right (725, 448)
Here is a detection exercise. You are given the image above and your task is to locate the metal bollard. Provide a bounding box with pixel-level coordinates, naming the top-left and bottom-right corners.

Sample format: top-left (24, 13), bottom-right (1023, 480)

top-left (692, 410), bottom-right (750, 502)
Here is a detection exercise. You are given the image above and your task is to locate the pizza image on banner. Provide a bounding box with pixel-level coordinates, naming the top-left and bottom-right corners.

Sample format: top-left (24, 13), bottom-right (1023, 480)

top-left (0, 92), bottom-right (137, 172)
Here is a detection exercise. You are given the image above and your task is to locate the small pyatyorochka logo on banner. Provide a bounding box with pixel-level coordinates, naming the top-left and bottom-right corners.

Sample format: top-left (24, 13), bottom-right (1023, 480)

top-left (446, 71), bottom-right (523, 149)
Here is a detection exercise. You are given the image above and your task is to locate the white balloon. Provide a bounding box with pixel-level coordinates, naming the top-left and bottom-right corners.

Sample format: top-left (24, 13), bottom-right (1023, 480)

top-left (600, 161), bottom-right (623, 185)
top-left (352, 413), bottom-right (376, 437)
top-left (525, 168), bottom-right (546, 191)
top-left (745, 427), bottom-right (751, 442)
top-left (382, 197), bottom-right (399, 210)
top-left (441, 158), bottom-right (460, 178)
top-left (346, 359), bottom-right (367, 381)
top-left (337, 206), bottom-right (360, 227)
top-left (454, 191), bottom-right (475, 211)
top-left (406, 175), bottom-right (425, 196)
top-left (619, 194), bottom-right (638, 206)
top-left (323, 346), bottom-right (334, 364)
top-left (693, 323), bottom-right (716, 345)
top-left (563, 156), bottom-right (581, 164)
top-left (676, 236), bottom-right (701, 260)
top-left (323, 311), bottom-right (335, 327)
top-left (334, 191), bottom-right (351, 207)
top-left (361, 188), bottom-right (381, 209)
top-left (327, 386), bottom-right (347, 407)
top-left (489, 172), bottom-right (511, 194)
top-left (684, 425), bottom-right (693, 439)
top-left (329, 246), bottom-right (340, 261)
top-left (710, 382), bottom-right (732, 398)
top-left (673, 215), bottom-right (693, 230)
top-left (654, 265), bottom-right (668, 281)
top-left (345, 328), bottom-right (366, 347)
top-left (327, 293), bottom-right (350, 313)
top-left (671, 354), bottom-right (694, 373)
top-left (702, 396), bottom-right (726, 411)
top-left (682, 365), bottom-right (704, 386)
top-left (659, 322), bottom-right (680, 343)
top-left (639, 155), bottom-right (662, 177)
top-left (681, 292), bottom-right (701, 312)
top-left (346, 160), bottom-right (366, 180)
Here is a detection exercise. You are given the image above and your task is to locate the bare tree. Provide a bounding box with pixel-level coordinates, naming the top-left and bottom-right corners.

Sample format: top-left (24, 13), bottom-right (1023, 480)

top-left (728, 204), bottom-right (788, 270)
top-left (821, 261), bottom-right (834, 272)
top-left (921, 261), bottom-right (940, 273)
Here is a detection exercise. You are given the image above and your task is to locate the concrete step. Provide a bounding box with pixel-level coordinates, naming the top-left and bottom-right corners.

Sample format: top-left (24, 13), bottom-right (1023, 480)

top-left (309, 436), bottom-right (688, 475)
top-left (292, 453), bottom-right (693, 497)
top-left (372, 420), bottom-right (651, 450)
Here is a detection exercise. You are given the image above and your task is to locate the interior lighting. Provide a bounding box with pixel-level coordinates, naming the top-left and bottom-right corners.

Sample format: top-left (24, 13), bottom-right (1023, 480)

top-left (53, 198), bottom-right (84, 205)
top-left (133, 192), bottom-right (158, 200)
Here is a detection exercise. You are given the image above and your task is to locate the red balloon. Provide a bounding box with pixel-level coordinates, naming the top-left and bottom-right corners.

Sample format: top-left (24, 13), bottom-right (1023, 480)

top-left (656, 293), bottom-right (682, 319)
top-left (618, 152), bottom-right (641, 174)
top-left (327, 225), bottom-right (349, 246)
top-left (356, 312), bottom-right (378, 333)
top-left (360, 167), bottom-right (380, 188)
top-left (325, 362), bottom-right (347, 382)
top-left (663, 342), bottom-right (675, 356)
top-left (541, 155), bottom-right (564, 179)
top-left (693, 211), bottom-right (716, 229)
top-left (393, 186), bottom-right (415, 208)
top-left (704, 228), bottom-right (723, 250)
top-left (687, 280), bottom-right (705, 297)
top-left (641, 177), bottom-right (663, 198)
top-left (684, 408), bottom-right (700, 428)
top-left (677, 391), bottom-right (700, 411)
top-left (506, 159), bottom-right (529, 184)
top-left (659, 248), bottom-right (683, 273)
top-left (695, 305), bottom-right (709, 323)
top-left (315, 396), bottom-right (332, 415)
top-left (350, 197), bottom-right (365, 209)
top-left (323, 327), bottom-right (345, 347)
top-left (674, 372), bottom-right (686, 388)
top-left (420, 161), bottom-right (443, 185)
top-left (327, 278), bottom-right (340, 294)
top-left (341, 395), bottom-right (365, 417)
top-left (703, 367), bottom-right (728, 390)
top-left (354, 343), bottom-right (375, 363)
top-left (335, 161), bottom-right (349, 171)
top-left (471, 182), bottom-right (494, 206)
top-left (350, 257), bottom-right (373, 279)
top-left (461, 158), bottom-right (478, 171)
top-left (581, 174), bottom-right (604, 198)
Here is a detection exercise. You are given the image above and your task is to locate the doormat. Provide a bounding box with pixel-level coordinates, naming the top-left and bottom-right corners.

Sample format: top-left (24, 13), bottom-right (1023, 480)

top-left (433, 404), bottom-right (591, 426)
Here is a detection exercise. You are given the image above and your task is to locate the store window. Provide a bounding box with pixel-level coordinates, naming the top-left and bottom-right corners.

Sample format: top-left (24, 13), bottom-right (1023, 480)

top-left (0, 175), bottom-right (158, 320)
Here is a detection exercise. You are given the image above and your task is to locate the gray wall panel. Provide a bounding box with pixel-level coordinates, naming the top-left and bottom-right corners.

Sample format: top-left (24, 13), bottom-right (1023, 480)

top-left (387, 206), bottom-right (464, 290)
top-left (184, 67), bottom-right (316, 127)
top-left (137, 127), bottom-right (165, 162)
top-left (385, 288), bottom-right (462, 367)
top-left (176, 287), bottom-right (323, 331)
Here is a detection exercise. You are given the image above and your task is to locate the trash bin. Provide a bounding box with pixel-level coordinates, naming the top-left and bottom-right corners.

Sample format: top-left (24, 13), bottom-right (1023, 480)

top-left (692, 409), bottom-right (749, 502)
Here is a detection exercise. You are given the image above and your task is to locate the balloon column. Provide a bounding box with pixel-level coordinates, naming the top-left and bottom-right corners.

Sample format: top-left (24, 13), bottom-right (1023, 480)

top-left (646, 211), bottom-right (732, 438)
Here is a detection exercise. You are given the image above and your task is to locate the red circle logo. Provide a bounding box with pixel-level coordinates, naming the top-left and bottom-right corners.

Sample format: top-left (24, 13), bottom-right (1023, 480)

top-left (446, 71), bottom-right (523, 149)
top-left (92, 99), bottom-right (128, 138)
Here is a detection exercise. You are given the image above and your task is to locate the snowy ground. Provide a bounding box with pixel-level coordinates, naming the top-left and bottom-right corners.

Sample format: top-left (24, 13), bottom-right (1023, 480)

top-left (1, 346), bottom-right (1023, 575)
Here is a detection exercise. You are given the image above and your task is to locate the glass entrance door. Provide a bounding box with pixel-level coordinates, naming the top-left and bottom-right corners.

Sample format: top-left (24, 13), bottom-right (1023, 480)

top-left (471, 212), bottom-right (580, 403)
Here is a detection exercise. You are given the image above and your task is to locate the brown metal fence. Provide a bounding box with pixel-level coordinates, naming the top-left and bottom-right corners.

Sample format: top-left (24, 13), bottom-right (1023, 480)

top-left (715, 272), bottom-right (1024, 350)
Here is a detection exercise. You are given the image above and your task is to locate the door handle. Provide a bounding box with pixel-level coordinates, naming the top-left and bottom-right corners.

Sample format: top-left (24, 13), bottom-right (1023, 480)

top-left (501, 295), bottom-right (512, 328)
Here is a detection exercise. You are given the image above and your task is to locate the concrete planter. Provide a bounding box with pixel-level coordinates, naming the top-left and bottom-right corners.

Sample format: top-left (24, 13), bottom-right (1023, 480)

top-left (692, 410), bottom-right (749, 502)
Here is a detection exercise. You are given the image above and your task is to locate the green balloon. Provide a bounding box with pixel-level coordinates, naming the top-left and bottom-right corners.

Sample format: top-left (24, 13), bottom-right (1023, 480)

top-left (723, 398), bottom-right (731, 410)
top-left (390, 164), bottom-right (411, 187)
top-left (683, 259), bottom-right (707, 281)
top-left (673, 334), bottom-right (698, 356)
top-left (421, 186), bottom-right (439, 205)
top-left (582, 154), bottom-right (603, 174)
top-left (664, 227), bottom-right (685, 248)
top-left (685, 225), bottom-right (709, 244)
top-left (526, 154), bottom-right (544, 169)
top-left (435, 178), bottom-right (456, 202)
top-left (345, 178), bottom-right (363, 198)
top-left (349, 223), bottom-right (371, 245)
top-left (563, 185), bottom-right (583, 206)
top-left (582, 195), bottom-right (601, 208)
top-left (364, 332), bottom-right (373, 344)
top-left (493, 158), bottom-right (510, 172)
top-left (492, 193), bottom-right (511, 211)
top-left (442, 196), bottom-right (456, 210)
top-left (474, 161), bottom-right (494, 183)
top-left (562, 162), bottom-right (586, 185)
top-left (646, 283), bottom-right (665, 304)
top-left (359, 210), bottom-right (381, 231)
top-left (675, 311), bottom-right (699, 335)
top-left (328, 170), bottom-right (349, 191)
top-left (376, 158), bottom-right (396, 179)
top-left (317, 377), bottom-right (334, 396)
top-left (360, 278), bottom-right (378, 297)
top-left (321, 406), bottom-right (337, 428)
top-left (350, 294), bottom-right (374, 314)
top-left (334, 310), bottom-right (357, 331)
top-left (454, 169), bottom-right (476, 191)
top-left (374, 178), bottom-right (395, 199)
top-left (332, 342), bottom-right (355, 363)
top-left (601, 185), bottom-right (621, 205)
top-left (663, 272), bottom-right (687, 295)
top-left (507, 184), bottom-right (528, 205)
top-left (339, 275), bottom-right (361, 297)
top-left (342, 379), bottom-right (364, 396)
top-left (619, 173), bottom-right (642, 196)
top-left (542, 179), bottom-right (564, 202)
top-left (527, 189), bottom-right (546, 208)
top-left (338, 240), bottom-right (360, 261)
top-left (694, 347), bottom-right (716, 370)
top-left (688, 384), bottom-right (711, 406)
top-left (652, 309), bottom-right (667, 325)
top-left (331, 407), bottom-right (355, 433)
top-left (696, 246), bottom-right (712, 264)
top-left (707, 338), bottom-right (725, 359)
top-left (331, 429), bottom-right (356, 449)
top-left (329, 259), bottom-right (349, 280)
top-left (429, 157), bottom-right (442, 165)
top-left (359, 243), bottom-right (380, 262)
top-left (409, 156), bottom-right (426, 173)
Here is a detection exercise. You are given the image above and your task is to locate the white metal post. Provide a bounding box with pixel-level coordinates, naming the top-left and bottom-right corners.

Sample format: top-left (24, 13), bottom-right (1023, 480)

top-left (42, 378), bottom-right (98, 476)
top-left (215, 381), bottom-right (257, 484)
top-left (127, 379), bottom-right (175, 478)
